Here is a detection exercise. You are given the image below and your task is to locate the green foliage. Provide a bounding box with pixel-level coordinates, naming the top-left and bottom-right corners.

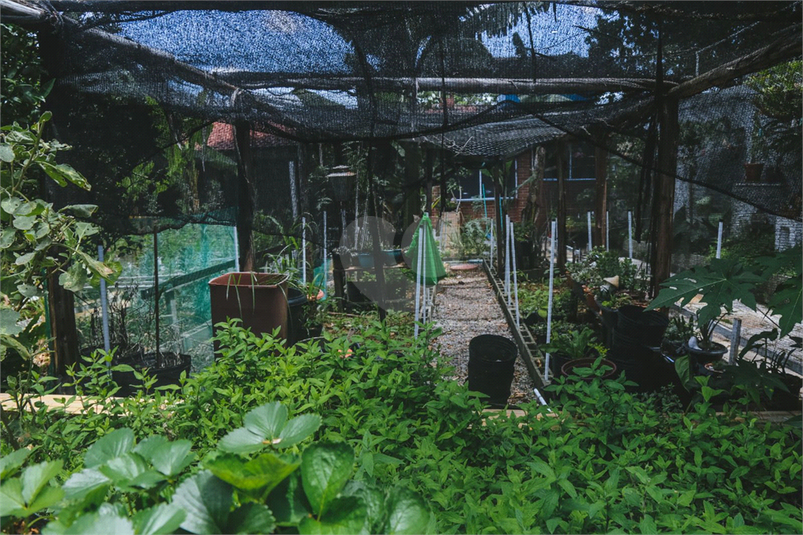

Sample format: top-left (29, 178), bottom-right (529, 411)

top-left (542, 327), bottom-right (598, 360)
top-left (0, 115), bottom-right (120, 367)
top-left (458, 217), bottom-right (491, 258)
top-left (1, 402), bottom-right (432, 535)
top-left (568, 246), bottom-right (642, 295)
top-left (647, 257), bottom-right (763, 347)
top-left (4, 319), bottom-right (802, 534)
top-left (0, 23), bottom-right (51, 127)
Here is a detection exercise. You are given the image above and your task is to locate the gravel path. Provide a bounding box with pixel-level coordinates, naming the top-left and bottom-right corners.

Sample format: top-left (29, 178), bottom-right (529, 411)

top-left (432, 265), bottom-right (535, 406)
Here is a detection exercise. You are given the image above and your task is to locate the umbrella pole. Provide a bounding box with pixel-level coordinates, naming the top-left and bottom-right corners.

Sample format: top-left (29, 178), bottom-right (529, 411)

top-left (422, 222), bottom-right (428, 323)
top-left (414, 226), bottom-right (424, 339)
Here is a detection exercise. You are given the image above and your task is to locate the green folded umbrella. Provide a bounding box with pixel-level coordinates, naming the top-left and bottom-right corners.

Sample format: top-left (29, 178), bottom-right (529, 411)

top-left (405, 213), bottom-right (447, 285)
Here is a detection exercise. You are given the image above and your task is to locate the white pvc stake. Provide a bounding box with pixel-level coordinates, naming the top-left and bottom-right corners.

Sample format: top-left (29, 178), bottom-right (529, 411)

top-left (505, 214), bottom-right (511, 304)
top-left (716, 221), bottom-right (724, 259)
top-left (323, 211), bottom-right (328, 294)
top-left (233, 225), bottom-right (240, 270)
top-left (489, 220), bottom-right (494, 269)
top-left (302, 216), bottom-right (307, 285)
top-left (587, 211), bottom-right (593, 252)
top-left (729, 318), bottom-right (742, 364)
top-left (606, 211), bottom-right (610, 251)
top-left (545, 220), bottom-right (557, 383)
top-left (98, 245), bottom-right (111, 354)
top-left (414, 227), bottom-right (424, 339)
top-left (354, 181), bottom-right (359, 246)
top-left (510, 220), bottom-right (520, 328)
top-left (627, 211), bottom-right (633, 260)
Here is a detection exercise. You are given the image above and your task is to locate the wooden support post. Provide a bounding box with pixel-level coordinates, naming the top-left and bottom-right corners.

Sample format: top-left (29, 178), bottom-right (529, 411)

top-left (46, 272), bottom-right (79, 377)
top-left (651, 97), bottom-right (679, 296)
top-left (233, 121), bottom-right (255, 271)
top-left (556, 139), bottom-right (567, 271)
top-left (593, 134), bottom-right (609, 249)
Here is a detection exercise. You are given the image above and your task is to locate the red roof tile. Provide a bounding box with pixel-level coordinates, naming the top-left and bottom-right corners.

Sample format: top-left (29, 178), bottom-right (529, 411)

top-left (206, 122), bottom-right (296, 150)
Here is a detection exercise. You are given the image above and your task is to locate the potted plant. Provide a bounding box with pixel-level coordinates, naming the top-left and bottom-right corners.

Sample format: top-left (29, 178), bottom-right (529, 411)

top-left (660, 315), bottom-right (695, 359)
top-left (542, 327), bottom-right (616, 380)
top-left (647, 258), bottom-right (763, 365)
top-left (209, 272), bottom-right (290, 352)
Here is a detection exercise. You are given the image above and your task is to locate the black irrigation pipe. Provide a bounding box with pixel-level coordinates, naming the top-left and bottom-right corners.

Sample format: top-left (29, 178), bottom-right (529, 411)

top-left (483, 260), bottom-right (546, 390)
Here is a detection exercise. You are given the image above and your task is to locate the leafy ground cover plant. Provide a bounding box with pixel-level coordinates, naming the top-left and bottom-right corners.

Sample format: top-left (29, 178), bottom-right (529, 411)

top-left (1, 402), bottom-right (433, 534)
top-left (4, 320), bottom-right (801, 534)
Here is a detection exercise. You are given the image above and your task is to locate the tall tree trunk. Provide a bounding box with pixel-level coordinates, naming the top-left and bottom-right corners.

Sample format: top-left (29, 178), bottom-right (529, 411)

top-left (233, 121), bottom-right (255, 271)
top-left (651, 97), bottom-right (679, 297)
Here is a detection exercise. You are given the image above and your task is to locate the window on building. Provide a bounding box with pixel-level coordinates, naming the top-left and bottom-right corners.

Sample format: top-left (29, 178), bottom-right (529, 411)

top-left (544, 141), bottom-right (596, 181)
top-left (452, 162), bottom-right (518, 201)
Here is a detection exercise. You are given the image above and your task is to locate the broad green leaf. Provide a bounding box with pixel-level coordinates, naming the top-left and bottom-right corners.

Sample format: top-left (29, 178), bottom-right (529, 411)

top-left (148, 440), bottom-right (194, 477)
top-left (39, 161), bottom-right (90, 190)
top-left (27, 485), bottom-right (64, 513)
top-left (276, 414), bottom-right (322, 448)
top-left (17, 283), bottom-right (39, 298)
top-left (0, 228), bottom-right (15, 248)
top-left (133, 504), bottom-right (186, 535)
top-left (0, 143), bottom-right (15, 162)
top-left (267, 473), bottom-right (311, 526)
top-left (62, 468), bottom-right (111, 503)
top-left (15, 251), bottom-right (35, 265)
top-left (301, 442), bottom-right (355, 517)
top-left (99, 453), bottom-right (149, 486)
top-left (639, 514), bottom-right (657, 534)
top-left (1, 197), bottom-right (22, 215)
top-left (342, 481), bottom-right (384, 532)
top-left (84, 428), bottom-right (135, 468)
top-left (769, 280), bottom-right (802, 338)
top-left (647, 259), bottom-right (762, 326)
top-left (528, 460), bottom-right (556, 479)
top-left (674, 355), bottom-right (693, 391)
top-left (299, 496), bottom-right (368, 535)
top-left (0, 448), bottom-right (30, 478)
top-left (172, 470), bottom-right (232, 534)
top-left (206, 452), bottom-right (299, 493)
top-left (226, 503), bottom-right (277, 534)
top-left (244, 402), bottom-right (287, 440)
top-left (59, 266), bottom-right (87, 292)
top-left (74, 250), bottom-right (115, 279)
top-left (128, 470), bottom-right (166, 489)
top-left (0, 308), bottom-right (23, 337)
top-left (385, 487), bottom-right (431, 535)
top-left (218, 427), bottom-right (265, 454)
top-left (0, 479), bottom-right (26, 516)
top-left (43, 510), bottom-right (135, 535)
top-left (21, 460), bottom-right (62, 504)
top-left (60, 204), bottom-right (97, 218)
top-left (133, 435), bottom-right (169, 460)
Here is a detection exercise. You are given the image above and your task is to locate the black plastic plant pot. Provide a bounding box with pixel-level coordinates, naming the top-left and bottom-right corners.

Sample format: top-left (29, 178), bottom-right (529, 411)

top-left (467, 335), bottom-right (518, 407)
top-left (684, 341), bottom-right (728, 365)
top-left (112, 351), bottom-right (191, 397)
top-left (617, 305), bottom-right (669, 347)
top-left (560, 358), bottom-right (618, 382)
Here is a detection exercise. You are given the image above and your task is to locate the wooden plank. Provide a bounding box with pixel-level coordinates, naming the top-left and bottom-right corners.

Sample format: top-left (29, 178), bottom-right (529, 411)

top-left (651, 97), bottom-right (678, 294)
